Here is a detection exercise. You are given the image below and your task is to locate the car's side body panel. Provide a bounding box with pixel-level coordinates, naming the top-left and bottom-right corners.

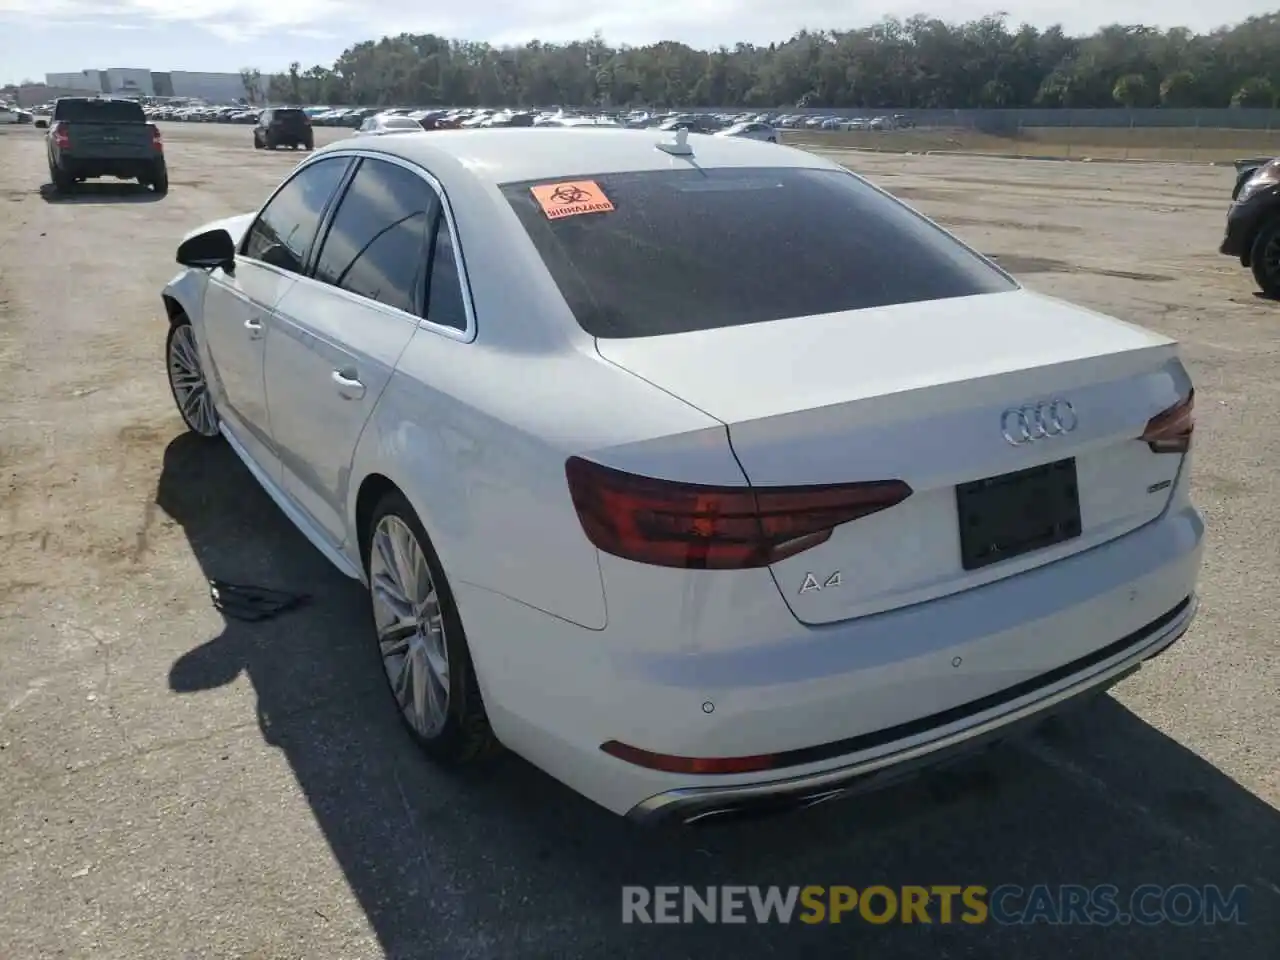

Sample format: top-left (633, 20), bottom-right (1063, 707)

top-left (350, 326), bottom-right (741, 632)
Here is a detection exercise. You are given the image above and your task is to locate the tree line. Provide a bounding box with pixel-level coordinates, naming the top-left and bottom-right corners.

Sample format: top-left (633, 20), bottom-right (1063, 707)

top-left (241, 11), bottom-right (1280, 110)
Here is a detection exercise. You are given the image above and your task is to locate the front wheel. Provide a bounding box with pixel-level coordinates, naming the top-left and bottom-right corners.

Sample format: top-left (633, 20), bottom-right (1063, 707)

top-left (1250, 219), bottom-right (1280, 298)
top-left (365, 490), bottom-right (500, 764)
top-left (165, 318), bottom-right (220, 439)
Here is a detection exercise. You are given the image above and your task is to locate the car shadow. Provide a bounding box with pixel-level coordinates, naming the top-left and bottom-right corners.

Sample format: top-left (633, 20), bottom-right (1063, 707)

top-left (38, 181), bottom-right (161, 204)
top-left (158, 432), bottom-right (1279, 959)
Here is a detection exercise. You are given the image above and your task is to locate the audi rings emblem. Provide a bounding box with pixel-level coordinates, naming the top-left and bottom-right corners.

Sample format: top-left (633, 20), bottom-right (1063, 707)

top-left (1000, 400), bottom-right (1078, 446)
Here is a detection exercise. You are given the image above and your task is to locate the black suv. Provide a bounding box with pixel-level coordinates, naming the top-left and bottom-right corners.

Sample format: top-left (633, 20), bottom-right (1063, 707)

top-left (253, 107), bottom-right (314, 151)
top-left (1220, 157), bottom-right (1280, 297)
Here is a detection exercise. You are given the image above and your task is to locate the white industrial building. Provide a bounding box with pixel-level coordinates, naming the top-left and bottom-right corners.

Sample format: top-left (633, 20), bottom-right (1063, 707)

top-left (44, 68), bottom-right (265, 103)
top-left (44, 70), bottom-right (106, 93)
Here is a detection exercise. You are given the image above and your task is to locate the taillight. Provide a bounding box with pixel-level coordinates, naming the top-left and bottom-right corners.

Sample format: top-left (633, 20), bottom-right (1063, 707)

top-left (51, 121), bottom-right (70, 148)
top-left (151, 125), bottom-right (163, 151)
top-left (564, 456), bottom-right (912, 569)
top-left (1141, 389), bottom-right (1194, 453)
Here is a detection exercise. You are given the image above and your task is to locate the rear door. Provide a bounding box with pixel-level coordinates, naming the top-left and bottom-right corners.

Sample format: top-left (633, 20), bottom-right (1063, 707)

top-left (264, 155), bottom-right (444, 546)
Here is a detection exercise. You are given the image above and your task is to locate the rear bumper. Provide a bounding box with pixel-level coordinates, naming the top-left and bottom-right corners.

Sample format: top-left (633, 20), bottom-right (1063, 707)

top-left (457, 493), bottom-right (1204, 821)
top-left (55, 154), bottom-right (160, 177)
top-left (627, 594), bottom-right (1195, 824)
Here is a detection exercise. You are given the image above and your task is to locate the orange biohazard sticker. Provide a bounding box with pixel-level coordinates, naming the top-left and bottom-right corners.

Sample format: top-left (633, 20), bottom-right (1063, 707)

top-left (530, 180), bottom-right (615, 220)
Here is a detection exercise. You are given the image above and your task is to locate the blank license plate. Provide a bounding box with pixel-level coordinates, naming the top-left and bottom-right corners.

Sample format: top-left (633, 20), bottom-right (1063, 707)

top-left (956, 458), bottom-right (1082, 571)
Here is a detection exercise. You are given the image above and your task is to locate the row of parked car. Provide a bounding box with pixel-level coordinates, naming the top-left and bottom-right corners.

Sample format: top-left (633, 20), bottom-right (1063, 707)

top-left (129, 100), bottom-right (915, 134)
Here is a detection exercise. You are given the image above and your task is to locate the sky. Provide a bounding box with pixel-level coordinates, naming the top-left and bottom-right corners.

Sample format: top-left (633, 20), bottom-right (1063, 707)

top-left (0, 0), bottom-right (1271, 86)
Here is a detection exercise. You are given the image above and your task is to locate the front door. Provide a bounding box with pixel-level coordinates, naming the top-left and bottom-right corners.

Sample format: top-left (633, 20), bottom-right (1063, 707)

top-left (200, 264), bottom-right (296, 470)
top-left (204, 154), bottom-right (352, 477)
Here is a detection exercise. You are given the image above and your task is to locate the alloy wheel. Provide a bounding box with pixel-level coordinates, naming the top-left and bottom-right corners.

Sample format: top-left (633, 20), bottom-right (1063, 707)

top-left (369, 514), bottom-right (451, 738)
top-left (167, 324), bottom-right (219, 437)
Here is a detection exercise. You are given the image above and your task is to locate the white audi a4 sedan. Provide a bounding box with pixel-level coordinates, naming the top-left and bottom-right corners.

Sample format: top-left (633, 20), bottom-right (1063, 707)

top-left (160, 127), bottom-right (1204, 825)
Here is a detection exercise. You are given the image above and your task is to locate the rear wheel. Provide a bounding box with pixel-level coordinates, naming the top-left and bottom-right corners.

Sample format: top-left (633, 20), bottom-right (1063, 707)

top-left (1250, 218), bottom-right (1280, 298)
top-left (51, 166), bottom-right (74, 193)
top-left (165, 317), bottom-right (220, 438)
top-left (364, 490), bottom-right (500, 763)
top-left (148, 161), bottom-right (169, 195)
top-left (253, 134), bottom-right (263, 150)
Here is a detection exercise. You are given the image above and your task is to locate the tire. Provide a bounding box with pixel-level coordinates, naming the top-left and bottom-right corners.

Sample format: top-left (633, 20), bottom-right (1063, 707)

top-left (253, 134), bottom-right (264, 150)
top-left (165, 317), bottom-right (220, 439)
top-left (1250, 218), bottom-right (1280, 298)
top-left (364, 489), bottom-right (500, 764)
top-left (149, 161), bottom-right (169, 195)
top-left (302, 136), bottom-right (314, 151)
top-left (51, 166), bottom-right (74, 194)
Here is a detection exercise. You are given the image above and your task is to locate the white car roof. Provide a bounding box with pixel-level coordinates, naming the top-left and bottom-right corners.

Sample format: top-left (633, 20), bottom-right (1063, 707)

top-left (311, 127), bottom-right (836, 188)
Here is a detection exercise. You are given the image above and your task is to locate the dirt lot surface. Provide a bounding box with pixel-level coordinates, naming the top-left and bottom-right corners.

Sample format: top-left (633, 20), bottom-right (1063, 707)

top-left (786, 125), bottom-right (1280, 162)
top-left (1, 122), bottom-right (1277, 959)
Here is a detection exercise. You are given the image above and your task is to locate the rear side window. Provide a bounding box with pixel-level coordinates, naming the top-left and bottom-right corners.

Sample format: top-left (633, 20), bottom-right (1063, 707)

top-left (242, 156), bottom-right (350, 273)
top-left (311, 157), bottom-right (439, 314)
top-left (424, 215), bottom-right (469, 330)
top-left (501, 167), bottom-right (1016, 338)
top-left (53, 99), bottom-right (144, 123)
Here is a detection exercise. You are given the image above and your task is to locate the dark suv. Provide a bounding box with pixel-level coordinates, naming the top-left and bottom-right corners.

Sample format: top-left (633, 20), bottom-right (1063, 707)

top-left (1220, 157), bottom-right (1280, 297)
top-left (253, 107), bottom-right (314, 151)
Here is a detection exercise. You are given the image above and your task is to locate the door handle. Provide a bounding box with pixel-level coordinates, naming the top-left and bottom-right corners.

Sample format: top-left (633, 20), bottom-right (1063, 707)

top-left (331, 369), bottom-right (366, 400)
top-left (244, 316), bottom-right (264, 340)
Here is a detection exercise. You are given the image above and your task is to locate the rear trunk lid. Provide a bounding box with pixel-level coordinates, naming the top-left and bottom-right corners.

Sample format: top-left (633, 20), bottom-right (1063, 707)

top-left (595, 289), bottom-right (1190, 626)
top-left (59, 121), bottom-right (155, 159)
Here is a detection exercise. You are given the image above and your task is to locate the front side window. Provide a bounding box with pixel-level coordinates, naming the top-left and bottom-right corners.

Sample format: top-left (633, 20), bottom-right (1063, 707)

top-left (311, 158), bottom-right (439, 315)
top-left (501, 166), bottom-right (1016, 339)
top-left (241, 156), bottom-right (350, 274)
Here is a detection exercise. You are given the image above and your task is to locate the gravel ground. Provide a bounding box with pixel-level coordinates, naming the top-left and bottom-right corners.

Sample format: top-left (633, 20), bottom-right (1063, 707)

top-left (0, 123), bottom-right (1277, 960)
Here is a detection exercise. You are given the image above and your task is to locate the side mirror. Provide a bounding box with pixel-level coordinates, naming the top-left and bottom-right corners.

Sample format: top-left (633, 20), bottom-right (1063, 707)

top-left (34, 118), bottom-right (48, 129)
top-left (176, 228), bottom-right (235, 271)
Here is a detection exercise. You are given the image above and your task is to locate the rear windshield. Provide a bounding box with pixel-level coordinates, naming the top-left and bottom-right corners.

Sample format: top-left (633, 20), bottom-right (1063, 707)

top-left (53, 99), bottom-right (145, 123)
top-left (273, 109), bottom-right (306, 120)
top-left (501, 167), bottom-right (1016, 338)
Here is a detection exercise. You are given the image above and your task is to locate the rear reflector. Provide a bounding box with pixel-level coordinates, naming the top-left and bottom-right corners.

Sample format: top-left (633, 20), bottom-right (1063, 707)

top-left (565, 456), bottom-right (912, 569)
top-left (1141, 389), bottom-right (1194, 453)
top-left (601, 740), bottom-right (778, 774)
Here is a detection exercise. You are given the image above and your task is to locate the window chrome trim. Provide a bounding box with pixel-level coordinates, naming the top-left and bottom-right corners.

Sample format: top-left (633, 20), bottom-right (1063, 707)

top-left (291, 147), bottom-right (478, 344)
